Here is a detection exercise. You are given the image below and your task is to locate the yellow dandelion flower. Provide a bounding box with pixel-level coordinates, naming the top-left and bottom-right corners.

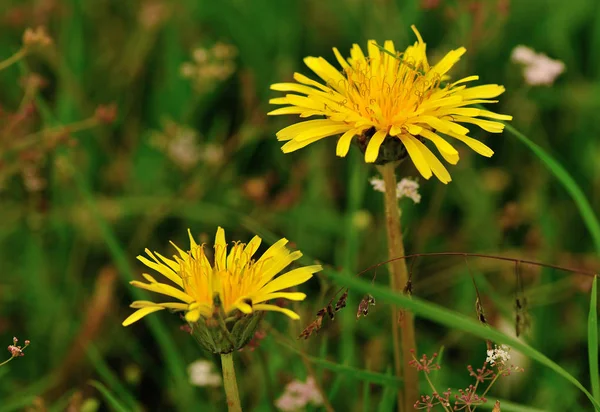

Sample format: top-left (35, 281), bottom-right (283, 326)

top-left (123, 227), bottom-right (320, 352)
top-left (268, 25), bottom-right (512, 184)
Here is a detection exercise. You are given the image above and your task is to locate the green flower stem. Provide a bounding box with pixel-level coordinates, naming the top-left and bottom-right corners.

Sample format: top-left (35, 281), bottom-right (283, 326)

top-left (221, 352), bottom-right (242, 412)
top-left (0, 357), bottom-right (15, 368)
top-left (0, 48), bottom-right (27, 71)
top-left (377, 162), bottom-right (419, 412)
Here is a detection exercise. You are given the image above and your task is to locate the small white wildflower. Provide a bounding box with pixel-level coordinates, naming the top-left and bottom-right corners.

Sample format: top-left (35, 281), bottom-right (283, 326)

top-left (369, 177), bottom-right (386, 193)
top-left (369, 177), bottom-right (421, 204)
top-left (275, 376), bottom-right (323, 411)
top-left (511, 45), bottom-right (565, 86)
top-left (167, 127), bottom-right (201, 170)
top-left (188, 359), bottom-right (222, 387)
top-left (510, 46), bottom-right (537, 65)
top-left (397, 178), bottom-right (421, 204)
top-left (486, 344), bottom-right (511, 366)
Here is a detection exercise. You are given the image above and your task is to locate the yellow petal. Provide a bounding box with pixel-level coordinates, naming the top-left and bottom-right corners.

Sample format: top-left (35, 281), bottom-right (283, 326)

top-left (252, 292), bottom-right (307, 304)
top-left (419, 95), bottom-right (463, 111)
top-left (253, 304), bottom-right (300, 320)
top-left (153, 251), bottom-right (180, 273)
top-left (243, 235), bottom-right (262, 261)
top-left (137, 252), bottom-right (183, 287)
top-left (214, 227), bottom-right (227, 271)
top-left (257, 238), bottom-right (289, 264)
top-left (269, 97), bottom-right (289, 105)
top-left (187, 229), bottom-right (198, 249)
top-left (451, 116), bottom-right (505, 133)
top-left (276, 119), bottom-right (338, 141)
top-left (332, 47), bottom-right (350, 71)
top-left (280, 94), bottom-right (325, 111)
top-left (476, 110), bottom-right (513, 121)
top-left (446, 131), bottom-right (494, 157)
top-left (268, 106), bottom-right (307, 116)
top-left (429, 47), bottom-right (466, 78)
top-left (233, 300), bottom-right (253, 314)
top-left (415, 115), bottom-right (470, 135)
top-left (411, 25), bottom-right (424, 44)
top-left (399, 135), bottom-right (433, 179)
top-left (295, 124), bottom-right (351, 142)
top-left (364, 130), bottom-right (387, 163)
top-left (170, 241), bottom-right (188, 260)
top-left (458, 84), bottom-right (505, 100)
top-left (294, 72), bottom-right (335, 93)
top-left (185, 309), bottom-right (201, 322)
top-left (418, 129), bottom-right (460, 165)
top-left (303, 57), bottom-right (347, 93)
top-left (130, 301), bottom-right (189, 310)
top-left (270, 82), bottom-right (317, 95)
top-left (390, 125), bottom-right (403, 136)
top-left (383, 40), bottom-right (397, 72)
top-left (409, 138), bottom-right (452, 184)
top-left (349, 43), bottom-right (366, 65)
top-left (122, 306), bottom-right (165, 326)
top-left (258, 265), bottom-right (321, 296)
top-left (226, 243), bottom-right (244, 271)
top-left (256, 250), bottom-right (303, 290)
top-left (451, 75), bottom-right (479, 87)
top-left (336, 129), bottom-right (357, 157)
top-left (130, 280), bottom-right (194, 303)
top-left (281, 135), bottom-right (328, 153)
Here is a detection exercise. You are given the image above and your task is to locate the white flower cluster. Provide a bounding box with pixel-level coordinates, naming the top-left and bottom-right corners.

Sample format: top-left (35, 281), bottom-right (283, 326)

top-left (370, 177), bottom-right (421, 204)
top-left (188, 359), bottom-right (222, 387)
top-left (486, 344), bottom-right (511, 366)
top-left (275, 376), bottom-right (323, 411)
top-left (511, 46), bottom-right (565, 86)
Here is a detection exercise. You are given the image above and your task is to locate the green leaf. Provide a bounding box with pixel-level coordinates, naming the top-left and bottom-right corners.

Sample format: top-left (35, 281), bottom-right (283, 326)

top-left (86, 346), bottom-right (142, 412)
top-left (377, 368), bottom-right (397, 412)
top-left (88, 380), bottom-right (131, 412)
top-left (477, 398), bottom-right (546, 412)
top-left (589, 276), bottom-right (599, 401)
top-left (323, 269), bottom-right (600, 410)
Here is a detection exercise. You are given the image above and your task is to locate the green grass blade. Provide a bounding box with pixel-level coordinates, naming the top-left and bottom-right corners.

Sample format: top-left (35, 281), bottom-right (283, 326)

top-left (377, 368), bottom-right (396, 412)
top-left (477, 398), bottom-right (546, 412)
top-left (504, 123), bottom-right (600, 253)
top-left (324, 269), bottom-right (600, 409)
top-left (362, 378), bottom-right (371, 412)
top-left (88, 380), bottom-right (131, 412)
top-left (589, 276), bottom-right (599, 401)
top-left (86, 345), bottom-right (142, 412)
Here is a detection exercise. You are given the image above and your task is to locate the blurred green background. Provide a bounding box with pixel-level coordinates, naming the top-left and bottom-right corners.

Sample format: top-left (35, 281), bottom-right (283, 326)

top-left (1, 0), bottom-right (599, 410)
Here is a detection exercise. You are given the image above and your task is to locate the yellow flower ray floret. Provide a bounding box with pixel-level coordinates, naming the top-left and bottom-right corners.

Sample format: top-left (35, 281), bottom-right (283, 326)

top-left (123, 227), bottom-right (320, 326)
top-left (269, 25), bottom-right (512, 184)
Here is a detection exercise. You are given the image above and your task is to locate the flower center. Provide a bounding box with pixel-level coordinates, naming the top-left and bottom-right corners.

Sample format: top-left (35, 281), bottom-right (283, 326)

top-left (338, 53), bottom-right (442, 129)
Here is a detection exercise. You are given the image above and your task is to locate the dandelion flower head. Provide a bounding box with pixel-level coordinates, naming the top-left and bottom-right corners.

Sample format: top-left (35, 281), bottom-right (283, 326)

top-left (269, 26), bottom-right (512, 183)
top-left (123, 227), bottom-right (321, 326)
